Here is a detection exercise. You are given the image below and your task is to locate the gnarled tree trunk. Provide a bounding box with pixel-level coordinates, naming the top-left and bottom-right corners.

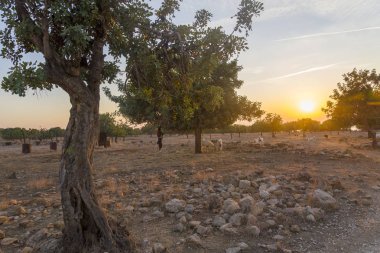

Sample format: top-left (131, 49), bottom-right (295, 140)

top-left (59, 96), bottom-right (134, 253)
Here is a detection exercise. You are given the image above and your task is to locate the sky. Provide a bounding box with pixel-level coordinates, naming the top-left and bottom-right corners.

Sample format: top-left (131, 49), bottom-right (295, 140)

top-left (0, 0), bottom-right (379, 128)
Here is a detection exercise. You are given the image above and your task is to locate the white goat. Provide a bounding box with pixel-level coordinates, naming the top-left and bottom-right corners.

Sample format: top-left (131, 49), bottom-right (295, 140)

top-left (202, 138), bottom-right (223, 152)
top-left (253, 137), bottom-right (264, 144)
top-left (202, 139), bottom-right (215, 152)
top-left (211, 139), bottom-right (223, 151)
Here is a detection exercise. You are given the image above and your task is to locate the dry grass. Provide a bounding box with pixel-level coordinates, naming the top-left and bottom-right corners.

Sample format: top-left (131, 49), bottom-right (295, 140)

top-left (0, 200), bottom-right (9, 211)
top-left (27, 178), bottom-right (54, 190)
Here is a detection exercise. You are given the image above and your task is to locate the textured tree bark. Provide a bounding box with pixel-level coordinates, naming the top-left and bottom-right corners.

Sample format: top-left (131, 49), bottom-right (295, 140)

top-left (59, 97), bottom-right (134, 253)
top-left (195, 127), bottom-right (202, 154)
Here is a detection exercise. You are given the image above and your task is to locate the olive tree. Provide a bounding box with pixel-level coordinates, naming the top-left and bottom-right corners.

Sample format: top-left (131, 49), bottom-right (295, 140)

top-left (0, 1), bottom-right (152, 252)
top-left (106, 0), bottom-right (264, 153)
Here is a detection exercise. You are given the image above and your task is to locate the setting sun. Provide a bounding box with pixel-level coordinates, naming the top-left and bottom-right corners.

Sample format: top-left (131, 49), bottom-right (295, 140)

top-left (299, 100), bottom-right (316, 113)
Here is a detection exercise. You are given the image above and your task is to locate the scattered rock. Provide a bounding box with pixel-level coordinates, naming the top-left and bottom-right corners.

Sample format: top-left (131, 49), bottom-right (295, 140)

top-left (225, 247), bottom-right (241, 253)
top-left (187, 234), bottom-right (202, 247)
top-left (273, 234), bottom-right (284, 240)
top-left (239, 180), bottom-right (251, 189)
top-left (1, 237), bottom-right (18, 246)
top-left (0, 216), bottom-right (9, 225)
top-left (173, 223), bottom-right (185, 233)
top-left (152, 243), bottom-right (167, 253)
top-left (237, 242), bottom-right (249, 250)
top-left (246, 214), bottom-right (257, 226)
top-left (247, 225), bottom-right (260, 236)
top-left (311, 189), bottom-right (339, 210)
top-left (207, 194), bottom-right (223, 210)
top-left (189, 221), bottom-right (201, 228)
top-left (220, 223), bottom-right (238, 234)
top-left (290, 224), bottom-right (301, 233)
top-left (0, 230), bottom-right (4, 239)
top-left (259, 190), bottom-right (270, 199)
top-left (239, 196), bottom-right (255, 213)
top-left (252, 201), bottom-right (266, 216)
top-left (185, 204), bottom-right (194, 213)
top-left (165, 199), bottom-right (186, 213)
top-left (21, 247), bottom-right (34, 253)
top-left (267, 184), bottom-right (281, 193)
top-left (223, 199), bottom-right (240, 214)
top-left (196, 225), bottom-right (210, 236)
top-left (229, 213), bottom-right (246, 226)
top-left (212, 216), bottom-right (226, 227)
top-left (306, 214), bottom-right (316, 222)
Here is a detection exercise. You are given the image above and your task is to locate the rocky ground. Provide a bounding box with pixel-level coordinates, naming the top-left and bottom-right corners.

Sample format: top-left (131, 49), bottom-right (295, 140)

top-left (0, 132), bottom-right (379, 253)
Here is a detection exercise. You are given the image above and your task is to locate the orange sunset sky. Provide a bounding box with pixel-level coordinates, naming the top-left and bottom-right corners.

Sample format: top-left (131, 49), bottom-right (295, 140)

top-left (0, 0), bottom-right (379, 128)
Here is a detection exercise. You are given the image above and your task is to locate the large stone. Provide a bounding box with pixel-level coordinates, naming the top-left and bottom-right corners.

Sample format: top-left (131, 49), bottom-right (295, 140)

top-left (152, 243), bottom-right (167, 253)
top-left (252, 201), bottom-right (266, 216)
top-left (187, 234), bottom-right (202, 247)
top-left (311, 189), bottom-right (338, 210)
top-left (196, 225), bottom-right (210, 236)
top-left (239, 180), bottom-right (251, 189)
top-left (226, 247), bottom-right (241, 253)
top-left (1, 237), bottom-right (18, 246)
top-left (267, 184), bottom-right (281, 193)
top-left (223, 199), bottom-right (240, 214)
top-left (207, 193), bottom-right (223, 210)
top-left (220, 223), bottom-right (238, 234)
top-left (165, 199), bottom-right (186, 213)
top-left (212, 216), bottom-right (226, 227)
top-left (229, 213), bottom-right (246, 226)
top-left (247, 225), bottom-right (260, 236)
top-left (239, 196), bottom-right (255, 213)
top-left (21, 247), bottom-right (34, 253)
top-left (259, 190), bottom-right (270, 199)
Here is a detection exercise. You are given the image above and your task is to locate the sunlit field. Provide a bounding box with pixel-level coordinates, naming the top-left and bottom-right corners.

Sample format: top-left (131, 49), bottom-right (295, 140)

top-left (1, 131), bottom-right (380, 252)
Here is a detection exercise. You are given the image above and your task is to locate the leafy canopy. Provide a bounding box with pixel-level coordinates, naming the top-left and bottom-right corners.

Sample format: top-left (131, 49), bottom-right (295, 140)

top-left (0, 0), bottom-right (152, 97)
top-left (105, 0), bottom-right (264, 131)
top-left (323, 69), bottom-right (380, 130)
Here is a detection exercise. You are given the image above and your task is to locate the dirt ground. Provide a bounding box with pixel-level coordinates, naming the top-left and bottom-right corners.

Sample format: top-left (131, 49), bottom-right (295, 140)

top-left (0, 131), bottom-right (380, 253)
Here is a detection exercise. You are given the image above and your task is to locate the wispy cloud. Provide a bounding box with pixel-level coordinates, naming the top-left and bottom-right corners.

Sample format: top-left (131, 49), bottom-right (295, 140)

top-left (259, 63), bottom-right (340, 82)
top-left (276, 26), bottom-right (380, 41)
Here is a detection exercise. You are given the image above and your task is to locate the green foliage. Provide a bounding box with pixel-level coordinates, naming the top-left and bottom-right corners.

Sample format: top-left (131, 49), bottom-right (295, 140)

top-left (263, 113), bottom-right (283, 133)
top-left (0, 0), bottom-right (152, 96)
top-left (323, 69), bottom-right (380, 130)
top-left (0, 128), bottom-right (25, 141)
top-left (99, 113), bottom-right (139, 137)
top-left (106, 0), bottom-right (264, 135)
top-left (295, 118), bottom-right (320, 132)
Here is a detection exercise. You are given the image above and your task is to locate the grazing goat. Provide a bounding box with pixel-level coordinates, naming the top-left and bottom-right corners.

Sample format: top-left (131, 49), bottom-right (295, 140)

top-left (211, 139), bottom-right (223, 151)
top-left (202, 138), bottom-right (223, 152)
top-left (253, 137), bottom-right (264, 144)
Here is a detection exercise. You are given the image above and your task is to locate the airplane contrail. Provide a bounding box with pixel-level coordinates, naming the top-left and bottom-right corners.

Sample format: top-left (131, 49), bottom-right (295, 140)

top-left (277, 26), bottom-right (380, 42)
top-left (260, 63), bottom-right (339, 82)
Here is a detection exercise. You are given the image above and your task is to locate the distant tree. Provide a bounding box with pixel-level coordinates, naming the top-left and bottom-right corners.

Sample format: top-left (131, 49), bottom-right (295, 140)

top-left (48, 127), bottom-right (65, 141)
top-left (250, 119), bottom-right (267, 136)
top-left (320, 119), bottom-right (342, 132)
top-left (296, 118), bottom-right (320, 133)
top-left (323, 69), bottom-right (380, 131)
top-left (106, 1), bottom-right (265, 153)
top-left (1, 128), bottom-right (25, 142)
top-left (263, 113), bottom-right (282, 137)
top-left (282, 121), bottom-right (298, 134)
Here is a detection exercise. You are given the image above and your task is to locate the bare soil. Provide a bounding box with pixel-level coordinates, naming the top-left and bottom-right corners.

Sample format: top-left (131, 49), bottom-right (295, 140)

top-left (0, 132), bottom-right (379, 253)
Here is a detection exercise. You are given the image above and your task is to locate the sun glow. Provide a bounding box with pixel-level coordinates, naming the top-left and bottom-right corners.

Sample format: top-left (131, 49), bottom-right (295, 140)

top-left (299, 100), bottom-right (316, 113)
